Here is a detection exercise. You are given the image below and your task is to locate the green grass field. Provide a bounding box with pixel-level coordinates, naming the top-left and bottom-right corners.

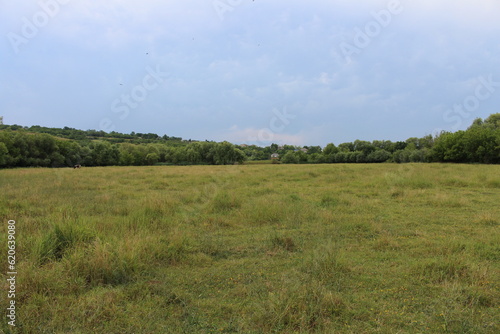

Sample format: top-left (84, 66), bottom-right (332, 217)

top-left (1, 164), bottom-right (499, 333)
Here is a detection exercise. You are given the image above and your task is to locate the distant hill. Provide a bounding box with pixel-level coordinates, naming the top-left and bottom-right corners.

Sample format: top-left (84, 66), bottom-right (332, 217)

top-left (0, 113), bottom-right (499, 168)
top-left (0, 124), bottom-right (186, 145)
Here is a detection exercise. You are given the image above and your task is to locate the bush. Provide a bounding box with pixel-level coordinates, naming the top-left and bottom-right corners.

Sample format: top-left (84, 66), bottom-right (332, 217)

top-left (367, 149), bottom-right (391, 163)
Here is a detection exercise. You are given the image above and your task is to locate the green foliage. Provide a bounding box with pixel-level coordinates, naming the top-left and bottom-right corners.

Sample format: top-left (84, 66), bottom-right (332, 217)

top-left (89, 141), bottom-right (120, 166)
top-left (322, 143), bottom-right (337, 155)
top-left (281, 151), bottom-right (300, 164)
top-left (367, 149), bottom-right (391, 163)
top-left (0, 142), bottom-right (8, 166)
top-left (210, 141), bottom-right (246, 165)
top-left (483, 113), bottom-right (500, 129)
top-left (1, 113), bottom-right (499, 168)
top-left (0, 130), bottom-right (247, 167)
top-left (432, 124), bottom-right (500, 163)
top-left (145, 152), bottom-right (159, 165)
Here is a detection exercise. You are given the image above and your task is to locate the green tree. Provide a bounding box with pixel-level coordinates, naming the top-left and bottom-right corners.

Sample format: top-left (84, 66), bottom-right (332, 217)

top-left (353, 140), bottom-right (375, 155)
top-left (211, 141), bottom-right (246, 165)
top-left (185, 146), bottom-right (202, 164)
top-left (338, 142), bottom-right (354, 152)
top-left (483, 113), bottom-right (500, 129)
top-left (145, 153), bottom-right (159, 165)
top-left (119, 144), bottom-right (135, 166)
top-left (281, 151), bottom-right (299, 164)
top-left (431, 131), bottom-right (468, 163)
top-left (323, 143), bottom-right (339, 155)
top-left (367, 150), bottom-right (391, 163)
top-left (0, 142), bottom-right (8, 167)
top-left (462, 126), bottom-right (500, 163)
top-left (393, 141), bottom-right (407, 151)
top-left (306, 146), bottom-right (322, 154)
top-left (58, 141), bottom-right (84, 166)
top-left (334, 152), bottom-right (347, 163)
top-left (308, 153), bottom-right (325, 163)
top-left (89, 141), bottom-right (119, 166)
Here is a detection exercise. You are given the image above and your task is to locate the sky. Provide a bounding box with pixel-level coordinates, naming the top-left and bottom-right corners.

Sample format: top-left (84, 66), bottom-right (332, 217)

top-left (1, 0), bottom-right (500, 147)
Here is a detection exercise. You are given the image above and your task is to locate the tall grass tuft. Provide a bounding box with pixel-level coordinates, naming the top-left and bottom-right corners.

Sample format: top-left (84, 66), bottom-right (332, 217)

top-left (319, 194), bottom-right (339, 208)
top-left (152, 229), bottom-right (194, 265)
top-left (247, 196), bottom-right (286, 225)
top-left (209, 191), bottom-right (241, 213)
top-left (63, 239), bottom-right (137, 287)
top-left (269, 234), bottom-right (297, 252)
top-left (255, 280), bottom-right (346, 332)
top-left (36, 223), bottom-right (95, 264)
top-left (415, 258), bottom-right (474, 284)
top-left (302, 243), bottom-right (351, 290)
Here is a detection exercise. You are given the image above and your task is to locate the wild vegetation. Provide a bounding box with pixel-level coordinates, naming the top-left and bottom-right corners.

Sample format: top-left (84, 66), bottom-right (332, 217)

top-left (1, 164), bottom-right (498, 333)
top-left (0, 113), bottom-right (499, 168)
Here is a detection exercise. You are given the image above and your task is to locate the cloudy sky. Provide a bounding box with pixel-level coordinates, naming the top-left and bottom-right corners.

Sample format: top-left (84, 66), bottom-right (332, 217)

top-left (1, 0), bottom-right (499, 147)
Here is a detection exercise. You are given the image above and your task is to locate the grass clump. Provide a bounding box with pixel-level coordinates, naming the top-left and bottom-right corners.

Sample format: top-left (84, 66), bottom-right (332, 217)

top-left (36, 223), bottom-right (95, 264)
top-left (255, 280), bottom-right (346, 332)
top-left (415, 258), bottom-right (474, 284)
top-left (319, 194), bottom-right (338, 208)
top-left (63, 239), bottom-right (137, 287)
top-left (209, 191), bottom-right (241, 213)
top-left (302, 243), bottom-right (351, 290)
top-left (269, 234), bottom-right (297, 252)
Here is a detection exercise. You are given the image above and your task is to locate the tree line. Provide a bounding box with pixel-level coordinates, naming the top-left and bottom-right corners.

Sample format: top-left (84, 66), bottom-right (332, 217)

top-left (0, 114), bottom-right (498, 168)
top-left (0, 124), bottom-right (185, 144)
top-left (273, 114), bottom-right (499, 164)
top-left (0, 130), bottom-right (245, 168)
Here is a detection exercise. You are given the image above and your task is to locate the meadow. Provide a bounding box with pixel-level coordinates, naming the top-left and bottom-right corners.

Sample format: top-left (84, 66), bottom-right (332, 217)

top-left (0, 163), bottom-right (499, 333)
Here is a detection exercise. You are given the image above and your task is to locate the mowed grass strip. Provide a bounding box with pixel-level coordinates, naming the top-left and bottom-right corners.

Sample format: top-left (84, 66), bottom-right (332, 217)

top-left (0, 164), bottom-right (499, 333)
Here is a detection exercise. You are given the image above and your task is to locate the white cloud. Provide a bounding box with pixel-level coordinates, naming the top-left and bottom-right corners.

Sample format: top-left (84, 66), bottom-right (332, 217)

top-left (220, 125), bottom-right (305, 146)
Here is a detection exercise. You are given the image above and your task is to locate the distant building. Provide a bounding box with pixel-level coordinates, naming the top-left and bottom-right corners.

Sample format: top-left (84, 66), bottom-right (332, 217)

top-left (271, 153), bottom-right (280, 160)
top-left (300, 148), bottom-right (308, 153)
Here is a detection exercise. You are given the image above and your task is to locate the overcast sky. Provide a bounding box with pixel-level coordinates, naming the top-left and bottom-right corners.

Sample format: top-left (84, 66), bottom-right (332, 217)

top-left (1, 0), bottom-right (499, 147)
